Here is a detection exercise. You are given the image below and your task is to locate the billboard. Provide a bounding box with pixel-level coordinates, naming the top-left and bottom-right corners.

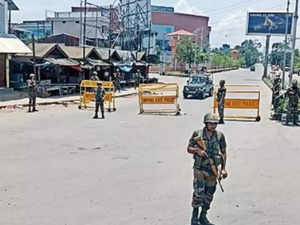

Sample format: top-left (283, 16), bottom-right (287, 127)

top-left (246, 12), bottom-right (293, 35)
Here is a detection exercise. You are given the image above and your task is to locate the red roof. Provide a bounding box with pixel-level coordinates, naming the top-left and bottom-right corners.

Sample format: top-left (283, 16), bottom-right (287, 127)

top-left (168, 29), bottom-right (195, 37)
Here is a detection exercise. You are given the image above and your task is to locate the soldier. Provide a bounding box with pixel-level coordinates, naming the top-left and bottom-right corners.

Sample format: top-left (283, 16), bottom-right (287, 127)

top-left (216, 80), bottom-right (226, 124)
top-left (272, 73), bottom-right (281, 109)
top-left (285, 79), bottom-right (300, 125)
top-left (187, 113), bottom-right (228, 225)
top-left (90, 71), bottom-right (100, 81)
top-left (27, 73), bottom-right (38, 113)
top-left (93, 81), bottom-right (106, 119)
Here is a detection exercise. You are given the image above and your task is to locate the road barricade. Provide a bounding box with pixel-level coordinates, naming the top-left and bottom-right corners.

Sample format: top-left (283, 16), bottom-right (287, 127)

top-left (138, 83), bottom-right (180, 115)
top-left (79, 80), bottom-right (116, 111)
top-left (213, 85), bottom-right (261, 121)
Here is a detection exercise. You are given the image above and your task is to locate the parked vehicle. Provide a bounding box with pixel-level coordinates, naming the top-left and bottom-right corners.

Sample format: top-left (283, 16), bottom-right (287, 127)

top-left (183, 75), bottom-right (213, 99)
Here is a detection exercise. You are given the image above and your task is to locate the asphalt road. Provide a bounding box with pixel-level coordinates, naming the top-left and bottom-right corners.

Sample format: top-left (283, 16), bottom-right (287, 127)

top-left (1, 65), bottom-right (300, 225)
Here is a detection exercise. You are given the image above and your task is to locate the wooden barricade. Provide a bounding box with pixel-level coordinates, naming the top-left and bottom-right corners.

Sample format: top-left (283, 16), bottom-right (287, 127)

top-left (79, 80), bottom-right (116, 111)
top-left (138, 83), bottom-right (180, 115)
top-left (213, 85), bottom-right (261, 121)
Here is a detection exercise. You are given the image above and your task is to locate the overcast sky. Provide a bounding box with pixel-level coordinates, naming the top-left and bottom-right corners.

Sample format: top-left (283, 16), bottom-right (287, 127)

top-left (12, 0), bottom-right (300, 48)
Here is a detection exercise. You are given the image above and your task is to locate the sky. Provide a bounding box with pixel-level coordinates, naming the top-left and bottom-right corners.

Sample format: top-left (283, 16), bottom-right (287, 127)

top-left (11, 0), bottom-right (300, 49)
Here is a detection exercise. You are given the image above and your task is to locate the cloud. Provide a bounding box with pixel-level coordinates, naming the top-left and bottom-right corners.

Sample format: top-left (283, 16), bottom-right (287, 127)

top-left (174, 0), bottom-right (205, 16)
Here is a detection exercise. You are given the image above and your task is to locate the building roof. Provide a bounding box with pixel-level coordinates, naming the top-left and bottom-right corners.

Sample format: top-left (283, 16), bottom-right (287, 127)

top-left (167, 29), bottom-right (195, 37)
top-left (59, 45), bottom-right (95, 59)
top-left (95, 48), bottom-right (111, 60)
top-left (27, 43), bottom-right (65, 58)
top-left (44, 58), bottom-right (79, 66)
top-left (0, 34), bottom-right (31, 54)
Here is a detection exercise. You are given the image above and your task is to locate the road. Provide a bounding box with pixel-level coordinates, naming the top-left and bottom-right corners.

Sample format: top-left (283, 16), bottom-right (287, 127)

top-left (1, 64), bottom-right (300, 225)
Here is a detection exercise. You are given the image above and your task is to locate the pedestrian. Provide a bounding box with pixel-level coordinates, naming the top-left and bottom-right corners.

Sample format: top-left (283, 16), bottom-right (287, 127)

top-left (216, 80), bottom-right (226, 124)
top-left (93, 81), bottom-right (105, 119)
top-left (27, 73), bottom-right (38, 112)
top-left (187, 113), bottom-right (228, 225)
top-left (114, 70), bottom-right (121, 93)
top-left (90, 71), bottom-right (100, 81)
top-left (285, 79), bottom-right (300, 125)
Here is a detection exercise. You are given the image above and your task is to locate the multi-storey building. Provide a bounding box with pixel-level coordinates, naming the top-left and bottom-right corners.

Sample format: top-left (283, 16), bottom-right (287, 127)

top-left (151, 5), bottom-right (211, 51)
top-left (46, 6), bottom-right (110, 47)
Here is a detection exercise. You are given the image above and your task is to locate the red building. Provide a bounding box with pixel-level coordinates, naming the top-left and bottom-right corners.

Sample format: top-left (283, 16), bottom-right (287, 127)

top-left (151, 8), bottom-right (211, 49)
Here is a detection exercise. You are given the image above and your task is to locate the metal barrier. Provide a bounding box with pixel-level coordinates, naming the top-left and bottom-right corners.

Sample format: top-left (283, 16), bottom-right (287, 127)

top-left (138, 82), bottom-right (180, 115)
top-left (213, 85), bottom-right (261, 121)
top-left (79, 80), bottom-right (116, 111)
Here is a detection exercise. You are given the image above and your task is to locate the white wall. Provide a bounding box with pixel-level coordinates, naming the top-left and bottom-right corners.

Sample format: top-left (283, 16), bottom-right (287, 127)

top-left (0, 0), bottom-right (8, 34)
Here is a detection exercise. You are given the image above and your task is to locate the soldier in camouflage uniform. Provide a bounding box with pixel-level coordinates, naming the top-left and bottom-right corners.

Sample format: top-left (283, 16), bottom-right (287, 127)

top-left (187, 113), bottom-right (228, 225)
top-left (216, 80), bottom-right (226, 124)
top-left (272, 74), bottom-right (281, 110)
top-left (93, 81), bottom-right (106, 119)
top-left (27, 73), bottom-right (38, 112)
top-left (285, 79), bottom-right (300, 125)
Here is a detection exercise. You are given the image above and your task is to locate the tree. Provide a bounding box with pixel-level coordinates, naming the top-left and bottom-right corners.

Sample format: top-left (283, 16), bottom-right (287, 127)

top-left (175, 38), bottom-right (196, 69)
top-left (239, 40), bottom-right (262, 67)
top-left (269, 42), bottom-right (291, 67)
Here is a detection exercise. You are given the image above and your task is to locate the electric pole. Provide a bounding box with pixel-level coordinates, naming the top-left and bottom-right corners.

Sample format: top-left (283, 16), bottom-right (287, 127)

top-left (83, 0), bottom-right (87, 60)
top-left (282, 0), bottom-right (290, 89)
top-left (289, 0), bottom-right (299, 86)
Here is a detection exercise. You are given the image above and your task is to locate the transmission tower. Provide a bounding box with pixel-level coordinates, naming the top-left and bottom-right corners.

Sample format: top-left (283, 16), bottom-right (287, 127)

top-left (119, 0), bottom-right (151, 51)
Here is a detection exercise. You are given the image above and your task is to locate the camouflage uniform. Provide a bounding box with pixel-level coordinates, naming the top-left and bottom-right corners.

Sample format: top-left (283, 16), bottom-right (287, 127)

top-left (216, 80), bottom-right (226, 124)
top-left (285, 80), bottom-right (300, 125)
top-left (94, 82), bottom-right (106, 119)
top-left (27, 74), bottom-right (38, 112)
top-left (188, 128), bottom-right (226, 210)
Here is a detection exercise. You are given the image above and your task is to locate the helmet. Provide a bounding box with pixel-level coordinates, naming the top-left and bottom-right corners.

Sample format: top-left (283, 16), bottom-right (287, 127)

top-left (97, 81), bottom-right (102, 85)
top-left (93, 71), bottom-right (98, 75)
top-left (219, 80), bottom-right (225, 86)
top-left (292, 79), bottom-right (298, 87)
top-left (29, 73), bottom-right (35, 78)
top-left (203, 113), bottom-right (219, 124)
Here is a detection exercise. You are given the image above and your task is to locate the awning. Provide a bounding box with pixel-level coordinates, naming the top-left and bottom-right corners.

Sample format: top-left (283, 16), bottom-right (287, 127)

top-left (0, 34), bottom-right (32, 54)
top-left (119, 65), bottom-right (133, 73)
top-left (135, 61), bottom-right (146, 66)
top-left (88, 58), bottom-right (110, 66)
top-left (45, 58), bottom-right (79, 66)
top-left (71, 66), bottom-right (83, 72)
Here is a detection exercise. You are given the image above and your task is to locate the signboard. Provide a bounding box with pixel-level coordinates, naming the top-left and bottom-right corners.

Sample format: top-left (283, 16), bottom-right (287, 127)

top-left (140, 96), bottom-right (176, 104)
top-left (246, 12), bottom-right (293, 35)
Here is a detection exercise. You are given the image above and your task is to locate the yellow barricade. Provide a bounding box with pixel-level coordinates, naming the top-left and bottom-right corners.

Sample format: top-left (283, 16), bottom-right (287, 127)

top-left (213, 85), bottom-right (261, 121)
top-left (138, 82), bottom-right (180, 115)
top-left (79, 80), bottom-right (116, 111)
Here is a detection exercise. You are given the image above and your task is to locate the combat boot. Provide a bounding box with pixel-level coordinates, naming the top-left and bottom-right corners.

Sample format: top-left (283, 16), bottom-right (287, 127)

top-left (191, 207), bottom-right (199, 225)
top-left (93, 114), bottom-right (98, 119)
top-left (218, 119), bottom-right (224, 124)
top-left (199, 211), bottom-right (214, 225)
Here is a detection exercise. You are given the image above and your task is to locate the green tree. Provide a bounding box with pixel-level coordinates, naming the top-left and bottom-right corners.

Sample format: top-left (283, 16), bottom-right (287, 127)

top-left (269, 42), bottom-right (291, 67)
top-left (175, 38), bottom-right (196, 69)
top-left (239, 40), bottom-right (262, 67)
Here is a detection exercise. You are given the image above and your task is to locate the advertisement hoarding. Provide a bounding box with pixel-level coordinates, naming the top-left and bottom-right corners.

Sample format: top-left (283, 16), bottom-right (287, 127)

top-left (246, 12), bottom-right (293, 36)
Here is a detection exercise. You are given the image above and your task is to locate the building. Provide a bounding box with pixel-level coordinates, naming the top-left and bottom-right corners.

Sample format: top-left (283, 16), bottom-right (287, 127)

top-left (0, 34), bottom-right (32, 88)
top-left (12, 20), bottom-right (52, 42)
top-left (46, 6), bottom-right (110, 47)
top-left (0, 0), bottom-right (18, 34)
top-left (151, 5), bottom-right (211, 62)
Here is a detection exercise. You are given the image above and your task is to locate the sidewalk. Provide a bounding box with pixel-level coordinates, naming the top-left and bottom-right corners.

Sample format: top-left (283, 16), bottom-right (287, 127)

top-left (0, 87), bottom-right (137, 109)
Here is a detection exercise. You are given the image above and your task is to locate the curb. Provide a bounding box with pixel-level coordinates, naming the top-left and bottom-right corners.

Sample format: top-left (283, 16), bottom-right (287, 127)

top-left (0, 92), bottom-right (137, 110)
top-left (161, 68), bottom-right (239, 78)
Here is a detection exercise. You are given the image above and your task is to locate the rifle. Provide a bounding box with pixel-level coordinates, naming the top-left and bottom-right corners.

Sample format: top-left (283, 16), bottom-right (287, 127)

top-left (194, 136), bottom-right (225, 192)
